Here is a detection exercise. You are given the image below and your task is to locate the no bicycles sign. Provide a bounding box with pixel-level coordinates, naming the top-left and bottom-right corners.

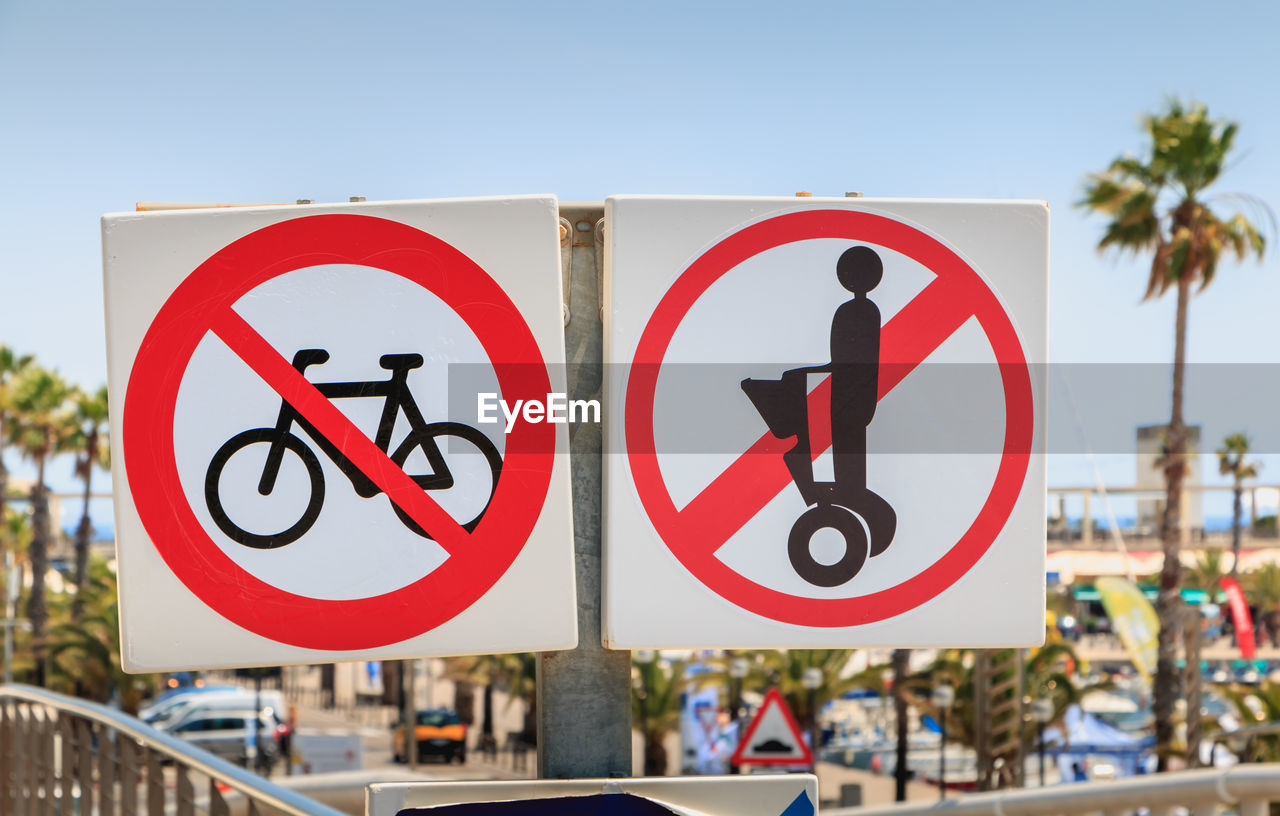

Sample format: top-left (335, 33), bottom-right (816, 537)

top-left (603, 196), bottom-right (1048, 649)
top-left (103, 197), bottom-right (576, 671)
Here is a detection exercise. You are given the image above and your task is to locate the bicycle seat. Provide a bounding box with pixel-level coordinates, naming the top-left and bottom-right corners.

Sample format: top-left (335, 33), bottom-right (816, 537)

top-left (379, 353), bottom-right (425, 371)
top-left (290, 349), bottom-right (331, 372)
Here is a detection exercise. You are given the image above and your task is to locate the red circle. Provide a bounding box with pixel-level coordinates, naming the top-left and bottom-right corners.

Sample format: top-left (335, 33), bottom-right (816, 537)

top-left (124, 214), bottom-right (555, 649)
top-left (625, 209), bottom-right (1033, 627)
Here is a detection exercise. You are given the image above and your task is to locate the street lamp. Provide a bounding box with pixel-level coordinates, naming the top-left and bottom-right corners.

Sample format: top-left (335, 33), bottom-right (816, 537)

top-left (729, 657), bottom-right (749, 774)
top-left (802, 667), bottom-right (823, 769)
top-left (931, 684), bottom-right (955, 800)
top-left (1030, 698), bottom-right (1054, 787)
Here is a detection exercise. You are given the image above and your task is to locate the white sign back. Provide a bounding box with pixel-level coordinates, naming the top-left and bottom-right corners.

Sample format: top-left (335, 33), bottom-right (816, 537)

top-left (367, 776), bottom-right (818, 816)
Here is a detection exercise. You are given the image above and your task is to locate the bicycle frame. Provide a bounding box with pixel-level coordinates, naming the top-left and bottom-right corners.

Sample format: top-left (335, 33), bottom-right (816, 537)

top-left (256, 349), bottom-right (450, 497)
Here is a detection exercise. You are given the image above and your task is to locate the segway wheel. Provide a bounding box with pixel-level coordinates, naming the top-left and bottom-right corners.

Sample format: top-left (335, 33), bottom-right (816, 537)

top-left (788, 505), bottom-right (869, 587)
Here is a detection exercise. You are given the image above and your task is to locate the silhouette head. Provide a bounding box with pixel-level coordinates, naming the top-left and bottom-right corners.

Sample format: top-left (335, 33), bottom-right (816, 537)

top-left (837, 246), bottom-right (883, 295)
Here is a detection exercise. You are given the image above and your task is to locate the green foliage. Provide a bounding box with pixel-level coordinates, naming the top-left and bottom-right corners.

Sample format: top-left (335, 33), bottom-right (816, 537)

top-left (1079, 98), bottom-right (1271, 768)
top-left (1184, 550), bottom-right (1227, 592)
top-left (0, 344), bottom-right (35, 445)
top-left (456, 652), bottom-right (536, 706)
top-left (632, 653), bottom-right (689, 738)
top-left (1218, 682), bottom-right (1280, 762)
top-left (1246, 563), bottom-right (1280, 614)
top-left (1080, 100), bottom-right (1268, 300)
top-left (700, 649), bottom-right (860, 729)
top-left (69, 385), bottom-right (111, 478)
top-left (0, 345), bottom-right (128, 701)
top-left (7, 366), bottom-right (75, 471)
top-left (1218, 433), bottom-right (1260, 481)
top-left (633, 653), bottom-right (690, 776)
top-left (862, 645), bottom-right (1105, 754)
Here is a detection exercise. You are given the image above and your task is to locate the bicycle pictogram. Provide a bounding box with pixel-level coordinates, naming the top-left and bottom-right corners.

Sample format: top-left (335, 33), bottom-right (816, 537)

top-left (204, 349), bottom-right (503, 549)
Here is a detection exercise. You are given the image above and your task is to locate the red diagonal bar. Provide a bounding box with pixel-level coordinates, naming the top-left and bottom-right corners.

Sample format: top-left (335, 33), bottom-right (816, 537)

top-left (210, 308), bottom-right (471, 555)
top-left (675, 275), bottom-right (974, 553)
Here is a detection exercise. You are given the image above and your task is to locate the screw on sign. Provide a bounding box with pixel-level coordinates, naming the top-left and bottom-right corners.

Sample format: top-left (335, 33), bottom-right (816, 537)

top-left (104, 198), bottom-right (576, 669)
top-left (607, 198), bottom-right (1047, 647)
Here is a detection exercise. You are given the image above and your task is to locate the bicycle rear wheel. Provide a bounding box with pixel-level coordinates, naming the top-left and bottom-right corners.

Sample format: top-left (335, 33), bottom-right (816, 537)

top-left (389, 422), bottom-right (502, 539)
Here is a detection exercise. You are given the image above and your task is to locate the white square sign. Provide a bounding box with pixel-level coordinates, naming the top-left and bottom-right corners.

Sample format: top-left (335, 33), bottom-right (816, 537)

top-left (103, 196), bottom-right (576, 671)
top-left (368, 776), bottom-right (818, 816)
top-left (604, 196), bottom-right (1047, 648)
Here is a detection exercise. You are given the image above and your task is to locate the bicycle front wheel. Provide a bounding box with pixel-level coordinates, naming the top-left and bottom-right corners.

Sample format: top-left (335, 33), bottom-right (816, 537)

top-left (205, 428), bottom-right (325, 549)
top-left (389, 422), bottom-right (502, 539)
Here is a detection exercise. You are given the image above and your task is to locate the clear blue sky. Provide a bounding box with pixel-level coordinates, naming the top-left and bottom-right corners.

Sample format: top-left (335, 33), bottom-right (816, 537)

top-left (2, 0), bottom-right (1278, 517)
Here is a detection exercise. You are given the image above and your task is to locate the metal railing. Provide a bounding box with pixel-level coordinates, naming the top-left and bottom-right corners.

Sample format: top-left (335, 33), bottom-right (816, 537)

top-left (828, 764), bottom-right (1280, 816)
top-left (0, 684), bottom-right (347, 816)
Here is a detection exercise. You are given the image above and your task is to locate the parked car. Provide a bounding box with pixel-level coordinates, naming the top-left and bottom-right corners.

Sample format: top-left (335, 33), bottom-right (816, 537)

top-left (164, 696), bottom-right (288, 742)
top-left (151, 689), bottom-right (285, 731)
top-left (139, 685), bottom-right (240, 723)
top-left (392, 708), bottom-right (467, 764)
top-left (167, 710), bottom-right (280, 772)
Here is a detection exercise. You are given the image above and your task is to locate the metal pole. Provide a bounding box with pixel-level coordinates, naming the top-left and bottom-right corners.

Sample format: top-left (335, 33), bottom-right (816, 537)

top-left (253, 674), bottom-right (261, 775)
top-left (640, 664), bottom-right (649, 774)
top-left (938, 706), bottom-right (946, 800)
top-left (973, 651), bottom-right (991, 791)
top-left (892, 649), bottom-right (910, 802)
top-left (536, 204), bottom-right (631, 778)
top-left (731, 675), bottom-right (742, 774)
top-left (1037, 722), bottom-right (1045, 786)
top-left (808, 687), bottom-right (819, 771)
top-left (3, 556), bottom-right (14, 685)
top-left (405, 659), bottom-right (418, 772)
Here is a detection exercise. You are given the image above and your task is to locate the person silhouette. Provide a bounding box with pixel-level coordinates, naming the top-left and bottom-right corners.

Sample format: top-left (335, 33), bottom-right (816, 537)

top-left (740, 245), bottom-right (897, 587)
top-left (830, 245), bottom-right (882, 500)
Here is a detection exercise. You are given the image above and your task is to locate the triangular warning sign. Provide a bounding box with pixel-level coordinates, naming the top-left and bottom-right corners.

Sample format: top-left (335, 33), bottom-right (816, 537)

top-left (731, 687), bottom-right (814, 766)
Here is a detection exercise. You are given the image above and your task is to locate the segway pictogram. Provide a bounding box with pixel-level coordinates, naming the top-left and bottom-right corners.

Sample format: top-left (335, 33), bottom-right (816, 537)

top-left (617, 205), bottom-right (1041, 634)
top-left (740, 246), bottom-right (896, 587)
top-left (205, 348), bottom-right (503, 550)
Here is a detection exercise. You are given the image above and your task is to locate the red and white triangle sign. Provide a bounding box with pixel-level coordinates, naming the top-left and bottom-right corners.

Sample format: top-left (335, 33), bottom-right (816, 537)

top-left (732, 687), bottom-right (814, 767)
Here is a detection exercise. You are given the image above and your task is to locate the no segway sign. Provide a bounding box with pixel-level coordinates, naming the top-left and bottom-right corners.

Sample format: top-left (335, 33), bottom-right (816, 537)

top-left (103, 197), bottom-right (576, 671)
top-left (604, 196), bottom-right (1047, 648)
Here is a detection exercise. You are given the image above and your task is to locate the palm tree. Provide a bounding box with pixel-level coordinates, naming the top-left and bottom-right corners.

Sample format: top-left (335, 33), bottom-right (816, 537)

top-left (453, 653), bottom-right (521, 754)
top-left (47, 554), bottom-right (159, 713)
top-left (8, 365), bottom-right (74, 685)
top-left (0, 345), bottom-right (33, 606)
top-left (900, 645), bottom-right (1098, 754)
top-left (68, 385), bottom-right (109, 621)
top-left (701, 649), bottom-right (859, 735)
top-left (633, 652), bottom-right (689, 775)
top-left (1184, 549), bottom-right (1227, 593)
top-left (1218, 433), bottom-right (1259, 580)
top-left (1246, 563), bottom-right (1280, 647)
top-left (2, 505), bottom-right (31, 683)
top-left (456, 652), bottom-right (538, 750)
top-left (1080, 99), bottom-right (1269, 770)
